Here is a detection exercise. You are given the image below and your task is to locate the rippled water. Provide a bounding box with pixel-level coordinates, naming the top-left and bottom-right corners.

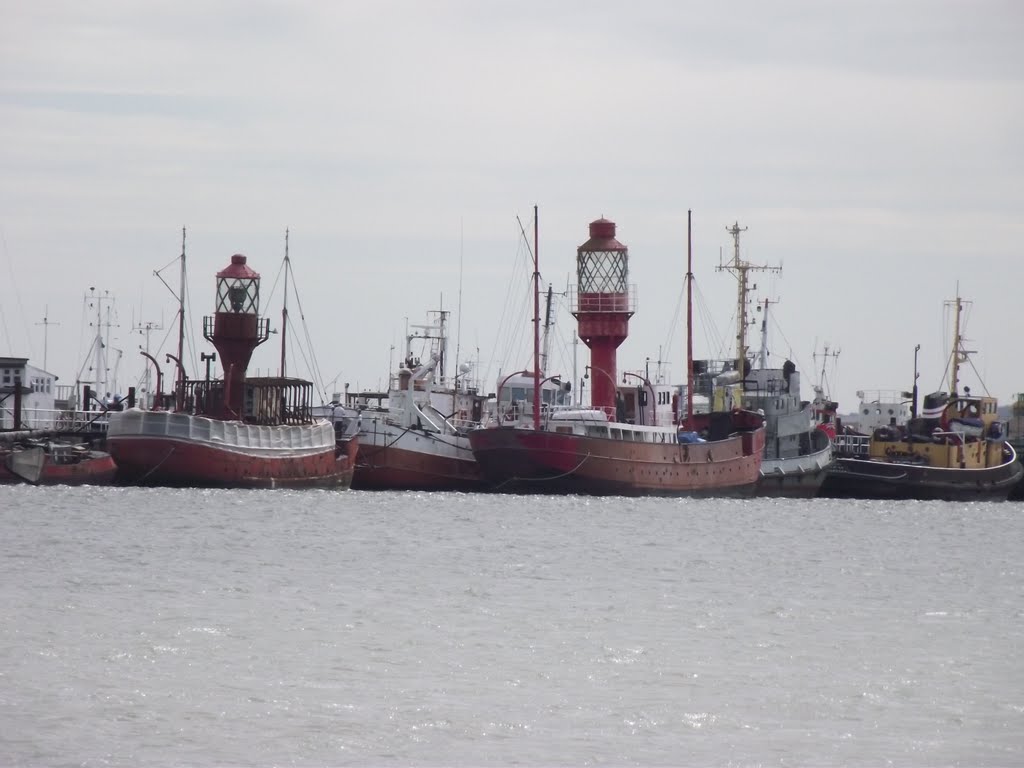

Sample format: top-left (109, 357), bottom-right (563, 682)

top-left (1, 486), bottom-right (1021, 766)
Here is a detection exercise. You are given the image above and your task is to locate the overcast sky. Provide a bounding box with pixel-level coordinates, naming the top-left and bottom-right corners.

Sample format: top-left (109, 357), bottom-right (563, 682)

top-left (2, 0), bottom-right (1022, 414)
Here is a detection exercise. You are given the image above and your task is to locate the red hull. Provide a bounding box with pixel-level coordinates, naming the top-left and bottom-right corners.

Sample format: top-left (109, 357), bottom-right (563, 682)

top-left (353, 443), bottom-right (484, 492)
top-left (0, 452), bottom-right (117, 486)
top-left (108, 436), bottom-right (354, 489)
top-left (469, 425), bottom-right (765, 496)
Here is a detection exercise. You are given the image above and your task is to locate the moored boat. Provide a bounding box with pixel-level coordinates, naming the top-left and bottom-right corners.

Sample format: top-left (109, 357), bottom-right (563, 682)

top-left (712, 223), bottom-right (833, 497)
top-left (346, 310), bottom-right (489, 492)
top-left (1, 440), bottom-right (117, 485)
top-left (468, 210), bottom-right (766, 496)
top-left (1, 358), bottom-right (116, 485)
top-left (819, 293), bottom-right (1023, 501)
top-left (107, 249), bottom-right (356, 489)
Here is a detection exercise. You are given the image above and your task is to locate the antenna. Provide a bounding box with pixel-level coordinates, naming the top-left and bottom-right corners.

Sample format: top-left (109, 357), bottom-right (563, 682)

top-left (945, 290), bottom-right (974, 397)
top-left (35, 306), bottom-right (60, 372)
top-left (717, 222), bottom-right (781, 375)
top-left (83, 288), bottom-right (117, 395)
top-left (133, 317), bottom-right (165, 407)
top-left (755, 296), bottom-right (780, 370)
top-left (813, 342), bottom-right (841, 401)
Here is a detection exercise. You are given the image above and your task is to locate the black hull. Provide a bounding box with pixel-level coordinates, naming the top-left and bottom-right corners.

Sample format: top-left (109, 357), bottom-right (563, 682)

top-left (819, 457), bottom-right (1024, 501)
top-left (757, 466), bottom-right (830, 498)
top-left (1009, 440), bottom-right (1024, 500)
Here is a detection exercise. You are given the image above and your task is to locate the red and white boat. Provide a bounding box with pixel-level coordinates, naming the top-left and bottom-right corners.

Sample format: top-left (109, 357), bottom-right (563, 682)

top-left (468, 210), bottom-right (766, 496)
top-left (1, 360), bottom-right (116, 486)
top-left (107, 250), bottom-right (357, 489)
top-left (1, 441), bottom-right (117, 486)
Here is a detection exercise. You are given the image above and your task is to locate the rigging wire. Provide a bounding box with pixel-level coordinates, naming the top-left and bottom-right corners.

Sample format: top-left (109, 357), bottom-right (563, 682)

top-left (481, 217), bottom-right (534, 388)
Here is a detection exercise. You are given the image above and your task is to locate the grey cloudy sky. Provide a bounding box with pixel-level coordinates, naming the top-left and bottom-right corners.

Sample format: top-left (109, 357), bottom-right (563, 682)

top-left (2, 0), bottom-right (1022, 413)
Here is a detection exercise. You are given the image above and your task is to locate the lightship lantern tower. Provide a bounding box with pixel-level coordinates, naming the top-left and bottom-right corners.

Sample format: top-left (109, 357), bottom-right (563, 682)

top-left (571, 218), bottom-right (636, 413)
top-left (203, 254), bottom-right (271, 418)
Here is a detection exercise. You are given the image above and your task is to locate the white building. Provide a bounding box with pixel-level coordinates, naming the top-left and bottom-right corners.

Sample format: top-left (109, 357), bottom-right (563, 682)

top-left (0, 356), bottom-right (58, 430)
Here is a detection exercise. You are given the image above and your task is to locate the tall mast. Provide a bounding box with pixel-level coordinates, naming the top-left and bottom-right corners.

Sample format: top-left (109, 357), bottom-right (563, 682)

top-left (281, 228), bottom-right (290, 378)
top-left (437, 303), bottom-right (447, 386)
top-left (718, 222), bottom-right (780, 377)
top-left (84, 288), bottom-right (114, 396)
top-left (454, 217), bottom-right (464, 394)
top-left (757, 298), bottom-right (769, 369)
top-left (94, 292), bottom-right (103, 394)
top-left (947, 289), bottom-right (973, 396)
top-left (177, 227), bottom-right (186, 396)
top-left (686, 209), bottom-right (694, 423)
top-left (541, 283), bottom-right (554, 375)
top-left (756, 297), bottom-right (778, 370)
top-left (35, 306), bottom-right (59, 372)
top-left (532, 204), bottom-right (541, 430)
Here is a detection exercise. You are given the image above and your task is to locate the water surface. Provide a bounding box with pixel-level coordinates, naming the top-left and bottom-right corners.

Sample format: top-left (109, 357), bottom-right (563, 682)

top-left (1, 487), bottom-right (1021, 766)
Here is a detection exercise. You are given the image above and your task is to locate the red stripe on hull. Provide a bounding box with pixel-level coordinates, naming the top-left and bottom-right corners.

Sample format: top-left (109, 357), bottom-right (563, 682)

top-left (108, 436), bottom-right (353, 489)
top-left (469, 426), bottom-right (764, 496)
top-left (353, 444), bottom-right (484, 492)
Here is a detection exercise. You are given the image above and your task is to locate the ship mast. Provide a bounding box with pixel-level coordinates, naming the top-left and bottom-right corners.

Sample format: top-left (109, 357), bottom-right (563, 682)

top-left (717, 222), bottom-right (781, 377)
top-left (947, 290), bottom-right (973, 397)
top-left (686, 210), bottom-right (694, 423)
top-left (177, 227), bottom-right (186, 389)
top-left (532, 204), bottom-right (541, 430)
top-left (540, 284), bottom-right (554, 376)
top-left (83, 288), bottom-right (115, 398)
top-left (35, 307), bottom-right (59, 372)
top-left (281, 229), bottom-right (289, 378)
top-left (756, 297), bottom-right (779, 370)
top-left (757, 298), bottom-right (769, 369)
